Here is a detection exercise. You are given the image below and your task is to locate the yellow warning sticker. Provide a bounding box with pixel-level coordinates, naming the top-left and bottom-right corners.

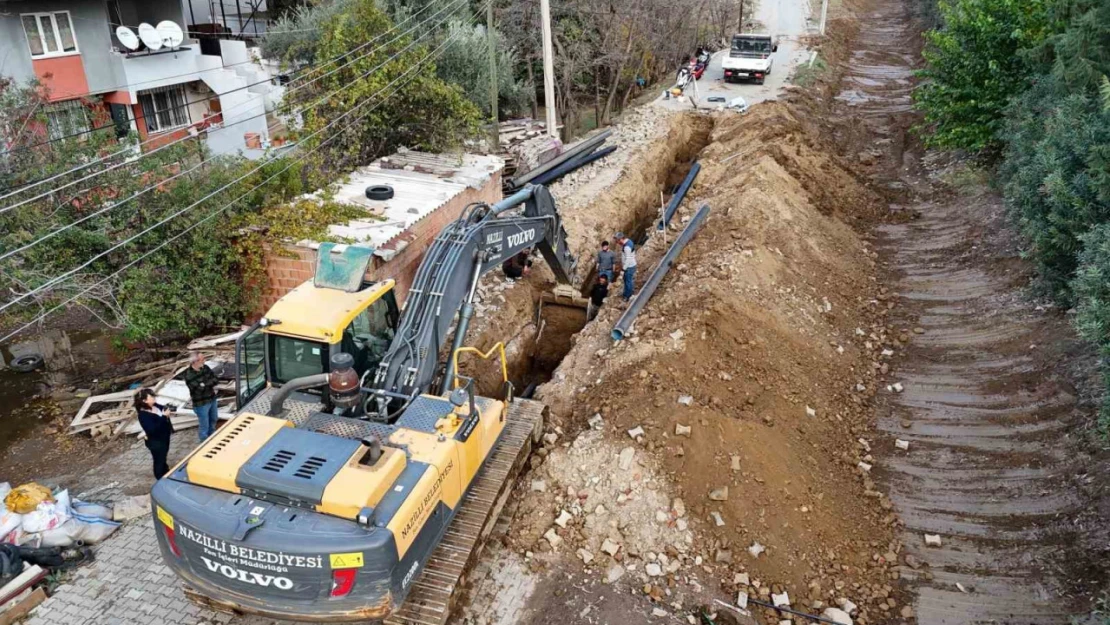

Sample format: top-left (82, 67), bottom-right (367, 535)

top-left (156, 505), bottom-right (174, 530)
top-left (329, 552), bottom-right (364, 569)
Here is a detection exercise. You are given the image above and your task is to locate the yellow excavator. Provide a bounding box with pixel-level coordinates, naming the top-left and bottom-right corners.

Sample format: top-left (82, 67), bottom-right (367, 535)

top-left (150, 185), bottom-right (575, 621)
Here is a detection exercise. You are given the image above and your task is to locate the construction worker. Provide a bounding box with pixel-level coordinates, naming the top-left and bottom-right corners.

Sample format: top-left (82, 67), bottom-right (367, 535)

top-left (587, 274), bottom-right (610, 320)
top-left (501, 250), bottom-right (533, 280)
top-left (614, 232), bottom-right (637, 301)
top-left (597, 240), bottom-right (616, 282)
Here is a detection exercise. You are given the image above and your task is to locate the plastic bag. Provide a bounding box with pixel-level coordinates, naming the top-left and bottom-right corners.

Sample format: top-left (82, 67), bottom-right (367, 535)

top-left (21, 501), bottom-right (65, 533)
top-left (4, 483), bottom-right (53, 514)
top-left (72, 501), bottom-right (112, 521)
top-left (0, 483), bottom-right (11, 501)
top-left (39, 516), bottom-right (120, 547)
top-left (0, 510), bottom-right (22, 543)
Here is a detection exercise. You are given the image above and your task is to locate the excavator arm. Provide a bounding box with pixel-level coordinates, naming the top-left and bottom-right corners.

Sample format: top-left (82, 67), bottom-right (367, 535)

top-left (366, 184), bottom-right (575, 417)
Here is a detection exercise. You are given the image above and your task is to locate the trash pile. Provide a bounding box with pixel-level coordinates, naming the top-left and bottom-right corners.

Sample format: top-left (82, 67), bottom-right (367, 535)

top-left (0, 482), bottom-right (125, 549)
top-left (67, 329), bottom-right (242, 440)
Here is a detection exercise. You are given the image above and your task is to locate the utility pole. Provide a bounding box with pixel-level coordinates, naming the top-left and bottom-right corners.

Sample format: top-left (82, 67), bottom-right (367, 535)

top-left (539, 0), bottom-right (557, 139)
top-left (737, 0), bottom-right (745, 32)
top-left (487, 1), bottom-right (499, 149)
top-left (819, 0), bottom-right (829, 35)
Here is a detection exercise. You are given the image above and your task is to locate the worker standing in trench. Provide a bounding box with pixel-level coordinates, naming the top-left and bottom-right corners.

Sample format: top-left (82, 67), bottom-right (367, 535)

top-left (614, 232), bottom-right (637, 301)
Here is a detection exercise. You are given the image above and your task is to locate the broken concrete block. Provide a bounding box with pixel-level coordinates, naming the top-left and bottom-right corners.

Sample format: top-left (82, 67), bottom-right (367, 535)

top-left (711, 511), bottom-right (725, 527)
top-left (675, 424), bottom-right (692, 437)
top-left (543, 432), bottom-right (558, 445)
top-left (606, 564), bottom-right (625, 583)
top-left (806, 406), bottom-right (817, 417)
top-left (672, 498), bottom-right (686, 517)
top-left (731, 455), bottom-right (741, 471)
top-left (924, 533), bottom-right (942, 547)
top-left (601, 538), bottom-right (621, 556)
top-left (652, 607), bottom-right (667, 617)
top-left (735, 572), bottom-right (750, 586)
top-left (531, 480), bottom-right (547, 492)
top-left (577, 548), bottom-right (594, 564)
top-left (588, 413), bottom-right (604, 429)
top-left (857, 461), bottom-right (872, 473)
top-left (618, 446), bottom-right (635, 470)
top-left (895, 439), bottom-right (910, 451)
top-left (748, 542), bottom-right (765, 558)
top-left (544, 528), bottom-right (562, 548)
top-left (677, 395), bottom-right (694, 406)
top-left (772, 591), bottom-right (790, 607)
top-left (708, 486), bottom-right (729, 501)
top-left (892, 382), bottom-right (904, 393)
top-left (737, 591), bottom-right (749, 609)
top-left (822, 607), bottom-right (853, 625)
top-left (715, 549), bottom-right (732, 563)
top-left (555, 510), bottom-right (573, 528)
top-left (645, 563), bottom-right (663, 577)
top-left (627, 425), bottom-right (645, 439)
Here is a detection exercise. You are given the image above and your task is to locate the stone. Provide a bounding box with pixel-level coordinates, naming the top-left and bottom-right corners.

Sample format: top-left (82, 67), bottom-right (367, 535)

top-left (606, 564), bottom-right (626, 583)
top-left (677, 395), bottom-right (694, 406)
top-left (645, 563), bottom-right (663, 577)
top-left (543, 432), bottom-right (558, 445)
top-left (892, 382), bottom-right (904, 393)
top-left (715, 549), bottom-right (732, 563)
top-left (901, 606), bottom-right (914, 618)
top-left (858, 461), bottom-right (873, 473)
top-left (709, 486), bottom-right (729, 501)
top-left (555, 510), bottom-right (573, 528)
top-left (601, 538), bottom-right (621, 556)
top-left (652, 607), bottom-right (667, 617)
top-left (731, 455), bottom-right (742, 471)
top-left (748, 542), bottom-right (765, 558)
top-left (655, 510), bottom-right (669, 523)
top-left (772, 591), bottom-right (790, 607)
top-left (806, 406), bottom-right (817, 417)
top-left (577, 548), bottom-right (594, 564)
top-left (711, 511), bottom-right (725, 527)
top-left (672, 498), bottom-right (686, 517)
top-left (628, 426), bottom-right (645, 439)
top-left (838, 598), bottom-right (858, 614)
top-left (670, 330), bottom-right (684, 341)
top-left (735, 572), bottom-right (750, 586)
top-left (822, 607), bottom-right (853, 625)
top-left (543, 528), bottom-right (562, 548)
top-left (675, 424), bottom-right (692, 437)
top-left (924, 534), bottom-right (942, 547)
top-left (913, 327), bottom-right (925, 334)
top-left (618, 446), bottom-right (635, 470)
top-left (531, 480), bottom-right (547, 492)
top-left (588, 413), bottom-right (604, 429)
top-left (736, 591), bottom-right (749, 609)
top-left (881, 348), bottom-right (895, 357)
top-left (895, 439), bottom-right (910, 451)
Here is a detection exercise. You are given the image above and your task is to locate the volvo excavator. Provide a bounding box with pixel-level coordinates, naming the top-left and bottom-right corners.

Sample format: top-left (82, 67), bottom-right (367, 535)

top-left (150, 185), bottom-right (576, 622)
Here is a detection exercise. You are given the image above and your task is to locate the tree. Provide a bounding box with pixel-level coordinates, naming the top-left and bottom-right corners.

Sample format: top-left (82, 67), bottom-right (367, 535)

top-left (435, 20), bottom-right (531, 118)
top-left (914, 0), bottom-right (1049, 152)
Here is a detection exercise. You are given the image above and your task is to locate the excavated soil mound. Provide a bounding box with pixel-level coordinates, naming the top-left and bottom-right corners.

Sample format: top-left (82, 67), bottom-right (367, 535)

top-left (508, 101), bottom-right (914, 625)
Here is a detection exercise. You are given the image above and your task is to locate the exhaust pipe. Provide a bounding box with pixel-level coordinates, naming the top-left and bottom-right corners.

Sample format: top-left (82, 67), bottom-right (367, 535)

top-left (267, 374), bottom-right (330, 416)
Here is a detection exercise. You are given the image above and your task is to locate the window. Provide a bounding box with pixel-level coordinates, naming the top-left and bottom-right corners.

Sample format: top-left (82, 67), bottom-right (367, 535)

top-left (137, 85), bottom-right (191, 134)
top-left (341, 295), bottom-right (399, 376)
top-left (270, 335), bottom-right (329, 385)
top-left (43, 100), bottom-right (90, 141)
top-left (22, 12), bottom-right (78, 59)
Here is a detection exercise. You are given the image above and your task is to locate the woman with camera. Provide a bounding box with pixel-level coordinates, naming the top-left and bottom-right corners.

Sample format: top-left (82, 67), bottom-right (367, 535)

top-left (134, 388), bottom-right (176, 479)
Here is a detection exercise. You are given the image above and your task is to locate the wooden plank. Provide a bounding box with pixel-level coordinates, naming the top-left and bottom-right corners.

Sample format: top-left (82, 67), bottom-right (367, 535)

top-left (0, 587), bottom-right (46, 625)
top-left (0, 566), bottom-right (45, 607)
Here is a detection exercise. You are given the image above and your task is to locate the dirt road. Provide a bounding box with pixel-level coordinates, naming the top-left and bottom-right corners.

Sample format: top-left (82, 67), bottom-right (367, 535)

top-left (837, 0), bottom-right (1101, 622)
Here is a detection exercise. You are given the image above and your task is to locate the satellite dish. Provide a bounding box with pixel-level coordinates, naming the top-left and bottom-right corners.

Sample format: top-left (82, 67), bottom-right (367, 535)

top-left (157, 21), bottom-right (184, 48)
top-left (138, 23), bottom-right (162, 50)
top-left (115, 26), bottom-right (140, 51)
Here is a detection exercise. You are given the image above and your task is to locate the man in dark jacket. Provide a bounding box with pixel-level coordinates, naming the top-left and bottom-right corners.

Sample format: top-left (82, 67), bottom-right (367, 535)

top-left (587, 274), bottom-right (609, 320)
top-left (135, 388), bottom-right (174, 479)
top-left (184, 352), bottom-right (220, 441)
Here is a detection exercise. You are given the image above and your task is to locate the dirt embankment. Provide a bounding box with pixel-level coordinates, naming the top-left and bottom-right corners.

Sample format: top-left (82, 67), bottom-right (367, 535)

top-left (471, 100), bottom-right (916, 625)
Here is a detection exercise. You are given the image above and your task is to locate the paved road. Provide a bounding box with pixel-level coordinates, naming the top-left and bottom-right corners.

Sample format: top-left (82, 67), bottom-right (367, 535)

top-left (655, 0), bottom-right (814, 111)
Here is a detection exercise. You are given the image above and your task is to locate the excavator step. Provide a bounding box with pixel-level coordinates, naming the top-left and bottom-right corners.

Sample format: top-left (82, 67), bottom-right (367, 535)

top-left (384, 398), bottom-right (545, 625)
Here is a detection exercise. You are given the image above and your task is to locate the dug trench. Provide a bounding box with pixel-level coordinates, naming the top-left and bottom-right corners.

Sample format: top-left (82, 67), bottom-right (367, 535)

top-left (455, 102), bottom-right (915, 624)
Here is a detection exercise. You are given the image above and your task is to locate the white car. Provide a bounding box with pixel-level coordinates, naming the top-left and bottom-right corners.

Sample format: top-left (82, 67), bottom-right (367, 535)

top-left (722, 33), bottom-right (778, 85)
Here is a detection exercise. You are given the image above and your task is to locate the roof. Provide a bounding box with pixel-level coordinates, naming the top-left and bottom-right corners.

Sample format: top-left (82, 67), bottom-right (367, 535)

top-left (294, 150), bottom-right (504, 254)
top-left (263, 279), bottom-right (394, 342)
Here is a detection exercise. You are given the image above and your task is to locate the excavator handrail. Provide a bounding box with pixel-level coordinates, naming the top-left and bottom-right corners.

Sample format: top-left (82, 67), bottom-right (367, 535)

top-left (450, 343), bottom-right (509, 390)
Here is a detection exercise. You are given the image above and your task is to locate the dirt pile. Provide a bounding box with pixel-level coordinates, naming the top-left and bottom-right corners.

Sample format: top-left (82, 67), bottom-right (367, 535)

top-left (497, 101), bottom-right (916, 625)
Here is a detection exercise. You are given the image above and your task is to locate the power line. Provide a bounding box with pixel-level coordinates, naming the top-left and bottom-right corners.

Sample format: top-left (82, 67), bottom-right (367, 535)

top-left (0, 7), bottom-right (481, 317)
top-left (0, 15), bottom-right (482, 344)
top-left (0, 0), bottom-right (470, 207)
top-left (0, 0), bottom-right (464, 164)
top-left (0, 2), bottom-right (468, 265)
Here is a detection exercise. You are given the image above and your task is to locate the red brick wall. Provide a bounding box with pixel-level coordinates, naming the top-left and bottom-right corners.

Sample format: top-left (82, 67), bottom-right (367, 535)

top-left (256, 170), bottom-right (502, 315)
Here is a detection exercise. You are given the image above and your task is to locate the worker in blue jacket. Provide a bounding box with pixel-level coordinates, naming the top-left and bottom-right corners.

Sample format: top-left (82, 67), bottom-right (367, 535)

top-left (134, 388), bottom-right (175, 479)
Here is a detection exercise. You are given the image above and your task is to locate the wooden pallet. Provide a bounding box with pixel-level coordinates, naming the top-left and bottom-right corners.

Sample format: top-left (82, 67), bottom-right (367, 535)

top-left (385, 399), bottom-right (545, 625)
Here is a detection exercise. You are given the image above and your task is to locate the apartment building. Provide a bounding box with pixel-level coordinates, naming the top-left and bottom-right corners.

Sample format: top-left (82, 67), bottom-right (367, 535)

top-left (0, 0), bottom-right (283, 158)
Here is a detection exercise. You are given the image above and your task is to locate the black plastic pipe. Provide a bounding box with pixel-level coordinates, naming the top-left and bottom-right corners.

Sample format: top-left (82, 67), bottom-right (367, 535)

top-left (612, 203), bottom-right (710, 341)
top-left (531, 145), bottom-right (618, 187)
top-left (658, 162), bottom-right (701, 230)
top-left (509, 129), bottom-right (612, 189)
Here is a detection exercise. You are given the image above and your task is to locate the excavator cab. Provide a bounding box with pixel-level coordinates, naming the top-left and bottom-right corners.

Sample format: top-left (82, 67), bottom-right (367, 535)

top-left (235, 244), bottom-right (400, 410)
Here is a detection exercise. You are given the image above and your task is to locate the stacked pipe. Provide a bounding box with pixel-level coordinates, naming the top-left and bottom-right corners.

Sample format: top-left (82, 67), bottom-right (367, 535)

top-left (507, 129), bottom-right (615, 192)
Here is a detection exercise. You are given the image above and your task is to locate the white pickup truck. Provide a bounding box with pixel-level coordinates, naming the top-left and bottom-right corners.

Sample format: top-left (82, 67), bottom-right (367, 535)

top-left (722, 33), bottom-right (778, 85)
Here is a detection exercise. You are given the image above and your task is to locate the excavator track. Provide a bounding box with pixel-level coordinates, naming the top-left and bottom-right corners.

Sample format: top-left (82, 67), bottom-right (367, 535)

top-left (384, 398), bottom-right (545, 625)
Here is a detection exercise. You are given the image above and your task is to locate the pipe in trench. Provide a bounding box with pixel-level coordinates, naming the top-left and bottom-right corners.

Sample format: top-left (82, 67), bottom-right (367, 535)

top-left (658, 161), bottom-right (700, 230)
top-left (611, 203), bottom-right (711, 341)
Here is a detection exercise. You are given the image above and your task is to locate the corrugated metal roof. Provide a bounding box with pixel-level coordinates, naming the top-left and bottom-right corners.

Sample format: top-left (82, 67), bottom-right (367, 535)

top-left (294, 151), bottom-right (503, 252)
